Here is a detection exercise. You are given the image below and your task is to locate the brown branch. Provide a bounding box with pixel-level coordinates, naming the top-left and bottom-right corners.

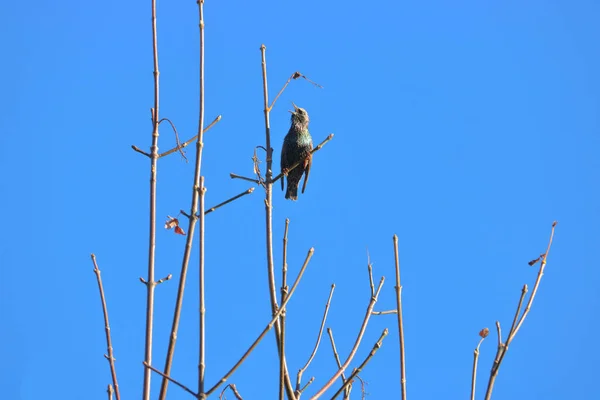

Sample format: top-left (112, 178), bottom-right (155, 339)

top-left (158, 3), bottom-right (209, 398)
top-left (131, 145), bottom-right (151, 157)
top-left (326, 328), bottom-right (349, 394)
top-left (229, 173), bottom-right (261, 184)
top-left (142, 0), bottom-right (162, 398)
top-left (107, 384), bottom-right (114, 400)
top-left (331, 329), bottom-right (389, 400)
top-left (367, 250), bottom-right (374, 298)
top-left (271, 134), bottom-right (334, 185)
top-left (259, 43), bottom-right (297, 400)
top-left (298, 377), bottom-right (315, 396)
top-left (310, 277), bottom-right (385, 399)
top-left (144, 362), bottom-right (197, 397)
top-left (393, 234), bottom-right (407, 400)
top-left (279, 219), bottom-right (290, 400)
top-left (159, 115), bottom-right (221, 158)
top-left (90, 254), bottom-right (120, 400)
top-left (295, 284), bottom-right (336, 396)
top-left (206, 248), bottom-right (315, 396)
top-left (158, 117), bottom-right (187, 160)
top-left (219, 384), bottom-right (244, 400)
top-left (268, 71), bottom-right (323, 112)
top-left (483, 221), bottom-right (558, 400)
top-left (371, 309), bottom-right (398, 315)
top-left (471, 331), bottom-right (488, 400)
top-left (204, 188), bottom-right (255, 215)
top-left (156, 274), bottom-right (172, 285)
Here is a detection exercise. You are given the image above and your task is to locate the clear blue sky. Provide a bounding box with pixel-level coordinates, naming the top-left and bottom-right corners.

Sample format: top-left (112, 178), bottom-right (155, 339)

top-left (1, 1), bottom-right (598, 399)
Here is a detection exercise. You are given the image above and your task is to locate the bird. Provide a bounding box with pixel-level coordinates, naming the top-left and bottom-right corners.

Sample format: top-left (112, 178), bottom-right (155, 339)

top-left (280, 103), bottom-right (314, 200)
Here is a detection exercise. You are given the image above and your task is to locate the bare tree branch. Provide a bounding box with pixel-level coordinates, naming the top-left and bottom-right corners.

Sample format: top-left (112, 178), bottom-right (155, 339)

top-left (483, 221), bottom-right (558, 400)
top-left (310, 277), bottom-right (385, 399)
top-left (296, 284), bottom-right (336, 396)
top-left (205, 248), bottom-right (314, 396)
top-left (331, 328), bottom-right (389, 400)
top-left (393, 234), bottom-right (407, 400)
top-left (144, 362), bottom-right (197, 398)
top-left (90, 254), bottom-right (120, 400)
top-left (204, 188), bottom-right (255, 215)
top-left (159, 115), bottom-right (222, 158)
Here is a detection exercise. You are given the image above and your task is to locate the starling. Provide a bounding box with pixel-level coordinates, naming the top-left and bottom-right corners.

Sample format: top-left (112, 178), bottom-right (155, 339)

top-left (280, 103), bottom-right (314, 200)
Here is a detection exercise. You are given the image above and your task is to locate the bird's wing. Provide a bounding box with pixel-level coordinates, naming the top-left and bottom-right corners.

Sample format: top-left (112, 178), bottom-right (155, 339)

top-left (301, 144), bottom-right (313, 194)
top-left (280, 139), bottom-right (288, 191)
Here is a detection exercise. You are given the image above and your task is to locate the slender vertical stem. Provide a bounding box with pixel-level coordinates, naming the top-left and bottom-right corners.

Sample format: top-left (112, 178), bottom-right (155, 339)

top-left (393, 235), bottom-right (407, 400)
top-left (471, 338), bottom-right (484, 400)
top-left (197, 2), bottom-right (207, 397)
top-left (279, 219), bottom-right (290, 400)
top-left (158, 2), bottom-right (207, 399)
top-left (91, 255), bottom-right (121, 400)
top-left (260, 44), bottom-right (296, 400)
top-left (143, 1), bottom-right (160, 398)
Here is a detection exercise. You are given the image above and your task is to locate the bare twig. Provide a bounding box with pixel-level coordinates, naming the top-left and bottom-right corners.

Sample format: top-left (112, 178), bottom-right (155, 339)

top-left (205, 248), bottom-right (315, 396)
top-left (205, 188), bottom-right (255, 215)
top-left (144, 362), bottom-right (197, 397)
top-left (311, 277), bottom-right (385, 399)
top-left (230, 173), bottom-right (261, 184)
top-left (298, 377), bottom-right (315, 396)
top-left (156, 274), bottom-right (172, 285)
top-left (295, 284), bottom-right (336, 396)
top-left (259, 43), bottom-right (297, 400)
top-left (219, 384), bottom-right (244, 400)
top-left (331, 328), bottom-right (389, 400)
top-left (107, 384), bottom-right (113, 400)
top-left (367, 250), bottom-right (374, 298)
top-left (158, 117), bottom-right (187, 160)
top-left (158, 3), bottom-right (208, 398)
top-left (159, 115), bottom-right (221, 158)
top-left (471, 329), bottom-right (488, 400)
top-left (326, 328), bottom-right (349, 394)
top-left (279, 220), bottom-right (290, 400)
top-left (371, 309), bottom-right (398, 315)
top-left (268, 71), bottom-right (323, 112)
top-left (393, 234), bottom-right (407, 400)
top-left (483, 221), bottom-right (558, 400)
top-left (90, 254), bottom-right (120, 400)
top-left (271, 134), bottom-right (334, 185)
top-left (131, 145), bottom-right (151, 157)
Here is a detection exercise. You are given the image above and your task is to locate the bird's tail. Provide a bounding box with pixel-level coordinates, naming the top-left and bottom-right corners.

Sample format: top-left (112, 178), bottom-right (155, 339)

top-left (285, 183), bottom-right (298, 201)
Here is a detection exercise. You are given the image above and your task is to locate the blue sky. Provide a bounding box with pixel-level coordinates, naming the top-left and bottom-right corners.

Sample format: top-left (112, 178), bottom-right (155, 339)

top-left (1, 0), bottom-right (599, 399)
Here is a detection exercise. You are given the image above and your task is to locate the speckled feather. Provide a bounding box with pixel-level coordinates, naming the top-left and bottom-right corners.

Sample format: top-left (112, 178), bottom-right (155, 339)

top-left (280, 105), bottom-right (313, 200)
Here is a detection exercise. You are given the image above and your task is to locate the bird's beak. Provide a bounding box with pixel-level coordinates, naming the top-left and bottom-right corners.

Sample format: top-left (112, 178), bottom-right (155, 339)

top-left (289, 102), bottom-right (299, 114)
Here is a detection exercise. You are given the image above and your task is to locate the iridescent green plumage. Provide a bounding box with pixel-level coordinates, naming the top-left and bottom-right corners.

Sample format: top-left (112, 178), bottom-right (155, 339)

top-left (280, 104), bottom-right (313, 200)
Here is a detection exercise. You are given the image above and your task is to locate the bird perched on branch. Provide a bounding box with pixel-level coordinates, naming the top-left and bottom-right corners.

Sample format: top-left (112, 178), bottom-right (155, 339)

top-left (280, 103), bottom-right (314, 200)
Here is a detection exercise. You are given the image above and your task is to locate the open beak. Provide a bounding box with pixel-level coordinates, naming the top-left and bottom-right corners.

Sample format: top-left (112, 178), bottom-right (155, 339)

top-left (288, 102), bottom-right (299, 114)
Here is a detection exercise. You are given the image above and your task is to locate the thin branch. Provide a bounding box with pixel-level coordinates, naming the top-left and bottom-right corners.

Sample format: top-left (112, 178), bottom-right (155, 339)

top-left (206, 248), bottom-right (315, 396)
top-left (271, 134), bottom-right (334, 185)
top-left (159, 115), bottom-right (222, 158)
top-left (268, 71), bottom-right (323, 112)
top-left (507, 284), bottom-right (528, 343)
top-left (219, 384), bottom-right (244, 400)
top-left (393, 234), bottom-right (407, 400)
top-left (204, 188), bottom-right (255, 215)
top-left (279, 220), bottom-right (290, 400)
top-left (142, 0), bottom-right (162, 398)
top-left (298, 377), bottom-right (315, 396)
top-left (296, 284), bottom-right (336, 396)
top-left (259, 43), bottom-right (297, 400)
top-left (144, 362), bottom-right (197, 397)
top-left (310, 277), bottom-right (385, 399)
top-left (483, 221), bottom-right (558, 400)
top-left (371, 309), bottom-right (398, 315)
top-left (331, 329), bottom-right (389, 400)
top-left (158, 117), bottom-right (187, 160)
top-left (91, 254), bottom-right (120, 400)
top-left (471, 332), bottom-right (488, 400)
top-left (107, 385), bottom-right (113, 400)
top-left (367, 250), bottom-right (374, 298)
top-left (158, 3), bottom-right (209, 397)
top-left (156, 274), bottom-right (173, 285)
top-left (230, 173), bottom-right (261, 184)
top-left (327, 328), bottom-right (348, 391)
top-left (131, 145), bottom-right (151, 157)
